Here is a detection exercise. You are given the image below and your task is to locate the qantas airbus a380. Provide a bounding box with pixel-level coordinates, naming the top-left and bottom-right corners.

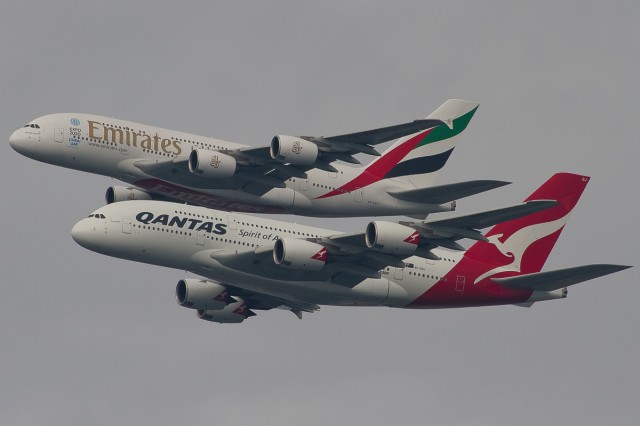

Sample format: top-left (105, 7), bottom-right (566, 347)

top-left (71, 173), bottom-right (630, 323)
top-left (10, 99), bottom-right (507, 216)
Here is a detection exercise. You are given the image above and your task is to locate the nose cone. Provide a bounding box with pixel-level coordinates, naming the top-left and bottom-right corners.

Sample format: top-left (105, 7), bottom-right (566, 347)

top-left (9, 129), bottom-right (23, 153)
top-left (71, 220), bottom-right (94, 249)
top-left (9, 128), bottom-right (36, 159)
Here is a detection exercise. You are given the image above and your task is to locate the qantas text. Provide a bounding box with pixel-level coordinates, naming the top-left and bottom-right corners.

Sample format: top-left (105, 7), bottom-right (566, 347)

top-left (136, 212), bottom-right (227, 234)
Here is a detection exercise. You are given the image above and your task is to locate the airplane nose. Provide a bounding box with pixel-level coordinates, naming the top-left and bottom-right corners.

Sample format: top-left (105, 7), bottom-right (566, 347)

top-left (9, 129), bottom-right (22, 151)
top-left (71, 220), bottom-right (92, 248)
top-left (9, 128), bottom-right (33, 158)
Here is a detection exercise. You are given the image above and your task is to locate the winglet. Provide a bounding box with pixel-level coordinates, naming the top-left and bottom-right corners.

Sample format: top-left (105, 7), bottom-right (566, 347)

top-left (426, 99), bottom-right (479, 130)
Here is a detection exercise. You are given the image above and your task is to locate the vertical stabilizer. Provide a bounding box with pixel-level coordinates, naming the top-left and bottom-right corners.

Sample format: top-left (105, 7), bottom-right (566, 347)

top-left (465, 173), bottom-right (590, 276)
top-left (375, 99), bottom-right (479, 188)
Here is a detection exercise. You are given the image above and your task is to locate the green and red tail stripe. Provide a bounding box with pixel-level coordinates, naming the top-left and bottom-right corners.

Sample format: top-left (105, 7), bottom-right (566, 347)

top-left (316, 105), bottom-right (478, 199)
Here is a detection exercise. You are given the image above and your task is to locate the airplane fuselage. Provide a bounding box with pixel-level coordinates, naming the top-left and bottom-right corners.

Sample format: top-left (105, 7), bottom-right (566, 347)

top-left (71, 201), bottom-right (562, 309)
top-left (10, 113), bottom-right (454, 216)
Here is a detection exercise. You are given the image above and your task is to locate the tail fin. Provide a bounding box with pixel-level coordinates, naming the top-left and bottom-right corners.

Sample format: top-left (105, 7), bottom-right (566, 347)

top-left (466, 173), bottom-right (590, 277)
top-left (366, 99), bottom-right (479, 188)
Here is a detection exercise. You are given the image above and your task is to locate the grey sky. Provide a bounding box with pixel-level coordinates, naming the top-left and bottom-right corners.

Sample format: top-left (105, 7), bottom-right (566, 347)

top-left (1, 1), bottom-right (638, 425)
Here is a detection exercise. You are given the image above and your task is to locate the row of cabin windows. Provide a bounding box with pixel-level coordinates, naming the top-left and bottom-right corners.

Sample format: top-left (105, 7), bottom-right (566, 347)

top-left (174, 210), bottom-right (319, 238)
top-left (135, 224), bottom-right (191, 236)
top-left (408, 271), bottom-right (442, 279)
top-left (134, 224), bottom-right (262, 248)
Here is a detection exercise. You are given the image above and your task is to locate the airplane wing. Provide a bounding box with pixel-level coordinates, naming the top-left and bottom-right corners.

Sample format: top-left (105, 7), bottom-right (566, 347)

top-left (305, 118), bottom-right (444, 157)
top-left (492, 264), bottom-right (632, 292)
top-left (130, 115), bottom-right (447, 191)
top-left (193, 200), bottom-right (560, 286)
top-left (238, 118), bottom-right (443, 160)
top-left (320, 200), bottom-right (560, 281)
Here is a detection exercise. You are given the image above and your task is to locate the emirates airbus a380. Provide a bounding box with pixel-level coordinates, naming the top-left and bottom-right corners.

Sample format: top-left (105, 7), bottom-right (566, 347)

top-left (10, 99), bottom-right (507, 216)
top-left (71, 173), bottom-right (630, 323)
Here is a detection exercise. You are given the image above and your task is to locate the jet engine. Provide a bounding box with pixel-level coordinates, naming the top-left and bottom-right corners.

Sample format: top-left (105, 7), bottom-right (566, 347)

top-left (188, 149), bottom-right (236, 178)
top-left (270, 135), bottom-right (319, 165)
top-left (105, 186), bottom-right (153, 204)
top-left (273, 238), bottom-right (327, 271)
top-left (365, 221), bottom-right (421, 255)
top-left (197, 297), bottom-right (253, 324)
top-left (176, 279), bottom-right (229, 311)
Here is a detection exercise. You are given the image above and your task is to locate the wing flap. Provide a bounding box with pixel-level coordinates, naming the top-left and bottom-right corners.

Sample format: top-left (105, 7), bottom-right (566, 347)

top-left (493, 264), bottom-right (632, 291)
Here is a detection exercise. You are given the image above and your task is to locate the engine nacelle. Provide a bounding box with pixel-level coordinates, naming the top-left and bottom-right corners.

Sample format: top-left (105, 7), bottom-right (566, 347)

top-left (197, 297), bottom-right (251, 324)
top-left (105, 186), bottom-right (153, 204)
top-left (273, 238), bottom-right (327, 271)
top-left (188, 149), bottom-right (236, 178)
top-left (365, 221), bottom-right (420, 255)
top-left (176, 279), bottom-right (229, 311)
top-left (270, 135), bottom-right (319, 165)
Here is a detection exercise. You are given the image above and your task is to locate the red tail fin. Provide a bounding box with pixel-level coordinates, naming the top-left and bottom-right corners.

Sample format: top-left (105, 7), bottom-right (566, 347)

top-left (465, 173), bottom-right (590, 275)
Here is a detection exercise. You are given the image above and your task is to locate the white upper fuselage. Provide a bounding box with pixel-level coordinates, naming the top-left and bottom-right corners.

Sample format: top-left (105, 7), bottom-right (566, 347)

top-left (71, 200), bottom-right (466, 308)
top-left (9, 113), bottom-right (451, 217)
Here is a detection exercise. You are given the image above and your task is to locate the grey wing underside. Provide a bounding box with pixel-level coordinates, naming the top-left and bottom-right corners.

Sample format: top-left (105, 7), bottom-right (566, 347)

top-left (228, 285), bottom-right (320, 314)
top-left (492, 264), bottom-right (632, 292)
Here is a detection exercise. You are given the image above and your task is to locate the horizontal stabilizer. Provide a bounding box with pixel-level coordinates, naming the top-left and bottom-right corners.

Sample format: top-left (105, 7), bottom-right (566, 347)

top-left (493, 264), bottom-right (632, 291)
top-left (388, 180), bottom-right (510, 204)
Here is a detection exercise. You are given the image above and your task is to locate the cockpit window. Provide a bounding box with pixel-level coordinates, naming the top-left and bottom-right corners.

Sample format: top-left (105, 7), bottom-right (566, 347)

top-left (87, 214), bottom-right (106, 219)
top-left (23, 124), bottom-right (40, 129)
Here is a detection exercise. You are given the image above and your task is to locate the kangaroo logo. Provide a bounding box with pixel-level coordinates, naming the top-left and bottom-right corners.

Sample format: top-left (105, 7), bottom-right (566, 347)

top-left (311, 248), bottom-right (327, 262)
top-left (404, 231), bottom-right (420, 245)
top-left (474, 214), bottom-right (569, 284)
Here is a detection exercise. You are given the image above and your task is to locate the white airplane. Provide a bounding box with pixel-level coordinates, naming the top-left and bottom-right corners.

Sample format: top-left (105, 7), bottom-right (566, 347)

top-left (71, 173), bottom-right (630, 323)
top-left (10, 99), bottom-right (508, 217)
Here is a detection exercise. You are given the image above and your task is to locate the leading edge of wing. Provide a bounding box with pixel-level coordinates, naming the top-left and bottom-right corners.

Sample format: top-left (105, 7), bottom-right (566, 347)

top-left (321, 118), bottom-right (443, 146)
